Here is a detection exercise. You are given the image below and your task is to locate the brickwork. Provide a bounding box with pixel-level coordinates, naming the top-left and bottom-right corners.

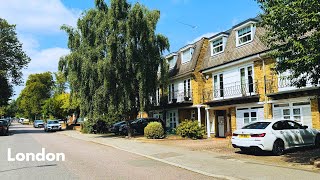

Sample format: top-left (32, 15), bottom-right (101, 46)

top-left (230, 107), bottom-right (236, 133)
top-left (311, 98), bottom-right (320, 129)
top-left (192, 39), bottom-right (209, 105)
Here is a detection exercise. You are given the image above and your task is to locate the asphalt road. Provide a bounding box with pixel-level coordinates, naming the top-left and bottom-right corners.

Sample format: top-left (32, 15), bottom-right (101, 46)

top-left (0, 123), bottom-right (215, 180)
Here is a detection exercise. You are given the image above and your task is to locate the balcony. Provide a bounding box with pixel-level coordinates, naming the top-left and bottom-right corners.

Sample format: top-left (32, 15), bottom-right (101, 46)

top-left (168, 90), bottom-right (192, 104)
top-left (266, 76), bottom-right (319, 94)
top-left (202, 80), bottom-right (259, 103)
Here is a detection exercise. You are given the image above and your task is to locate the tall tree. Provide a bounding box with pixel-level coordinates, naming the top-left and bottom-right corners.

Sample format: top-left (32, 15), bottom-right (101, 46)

top-left (59, 0), bottom-right (169, 133)
top-left (0, 18), bottom-right (30, 105)
top-left (256, 0), bottom-right (320, 86)
top-left (17, 72), bottom-right (54, 119)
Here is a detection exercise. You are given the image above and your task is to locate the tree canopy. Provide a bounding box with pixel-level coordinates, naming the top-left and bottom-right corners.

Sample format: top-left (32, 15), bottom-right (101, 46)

top-left (257, 0), bottom-right (320, 86)
top-left (17, 72), bottom-right (54, 119)
top-left (0, 18), bottom-right (30, 105)
top-left (59, 0), bottom-right (169, 125)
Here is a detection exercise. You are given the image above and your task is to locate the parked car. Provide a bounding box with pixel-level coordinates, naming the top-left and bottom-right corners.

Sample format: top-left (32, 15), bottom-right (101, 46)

top-left (33, 120), bottom-right (45, 128)
top-left (0, 119), bottom-right (9, 136)
top-left (118, 120), bottom-right (135, 135)
top-left (44, 120), bottom-right (62, 132)
top-left (109, 121), bottom-right (126, 135)
top-left (231, 119), bottom-right (320, 155)
top-left (119, 118), bottom-right (165, 135)
top-left (19, 118), bottom-right (24, 124)
top-left (22, 119), bottom-right (30, 125)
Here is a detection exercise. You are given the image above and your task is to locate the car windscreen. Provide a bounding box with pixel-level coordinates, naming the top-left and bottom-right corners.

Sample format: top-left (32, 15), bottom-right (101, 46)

top-left (0, 120), bottom-right (7, 126)
top-left (242, 122), bottom-right (271, 129)
top-left (35, 120), bottom-right (44, 123)
top-left (48, 121), bottom-right (59, 124)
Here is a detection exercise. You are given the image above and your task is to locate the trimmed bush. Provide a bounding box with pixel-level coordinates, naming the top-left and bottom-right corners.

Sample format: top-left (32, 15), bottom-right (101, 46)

top-left (176, 120), bottom-right (205, 139)
top-left (144, 122), bottom-right (165, 139)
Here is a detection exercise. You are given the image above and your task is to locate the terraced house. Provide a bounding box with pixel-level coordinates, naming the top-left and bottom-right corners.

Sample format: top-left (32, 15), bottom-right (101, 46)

top-left (149, 38), bottom-right (209, 130)
top-left (201, 18), bottom-right (320, 138)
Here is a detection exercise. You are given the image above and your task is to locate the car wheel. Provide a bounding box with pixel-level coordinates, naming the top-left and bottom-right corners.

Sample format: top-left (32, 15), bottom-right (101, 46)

top-left (315, 134), bottom-right (320, 148)
top-left (272, 139), bottom-right (285, 156)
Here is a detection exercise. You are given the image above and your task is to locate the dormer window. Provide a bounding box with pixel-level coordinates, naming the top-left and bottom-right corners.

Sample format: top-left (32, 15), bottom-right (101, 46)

top-left (167, 55), bottom-right (177, 69)
top-left (210, 35), bottom-right (227, 56)
top-left (236, 24), bottom-right (256, 47)
top-left (181, 48), bottom-right (193, 64)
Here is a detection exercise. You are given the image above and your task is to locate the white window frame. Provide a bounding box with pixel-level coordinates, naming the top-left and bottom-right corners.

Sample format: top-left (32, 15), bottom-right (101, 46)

top-left (236, 23), bottom-right (256, 47)
top-left (167, 55), bottom-right (177, 69)
top-left (156, 88), bottom-right (160, 105)
top-left (241, 108), bottom-right (258, 125)
top-left (273, 102), bottom-right (310, 124)
top-left (210, 35), bottom-right (227, 56)
top-left (183, 79), bottom-right (191, 99)
top-left (239, 64), bottom-right (255, 95)
top-left (181, 47), bottom-right (193, 64)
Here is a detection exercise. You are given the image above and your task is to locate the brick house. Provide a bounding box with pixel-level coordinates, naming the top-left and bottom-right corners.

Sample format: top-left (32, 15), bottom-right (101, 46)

top-left (200, 18), bottom-right (320, 138)
top-left (149, 38), bottom-right (209, 130)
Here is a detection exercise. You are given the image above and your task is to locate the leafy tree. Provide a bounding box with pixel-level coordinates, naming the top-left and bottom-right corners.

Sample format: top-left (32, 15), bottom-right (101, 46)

top-left (17, 72), bottom-right (54, 119)
top-left (42, 93), bottom-right (70, 119)
top-left (59, 0), bottom-right (169, 135)
top-left (256, 0), bottom-right (320, 86)
top-left (0, 18), bottom-right (30, 105)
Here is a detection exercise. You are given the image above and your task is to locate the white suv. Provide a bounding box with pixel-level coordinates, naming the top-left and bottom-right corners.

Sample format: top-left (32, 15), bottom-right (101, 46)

top-left (44, 120), bottom-right (62, 132)
top-left (231, 119), bottom-right (320, 155)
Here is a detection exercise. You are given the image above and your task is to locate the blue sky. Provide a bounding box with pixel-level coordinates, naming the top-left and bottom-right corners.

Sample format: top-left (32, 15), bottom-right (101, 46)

top-left (0, 0), bottom-right (261, 99)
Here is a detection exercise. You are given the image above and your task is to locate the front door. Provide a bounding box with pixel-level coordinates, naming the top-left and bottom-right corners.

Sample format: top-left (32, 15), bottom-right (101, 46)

top-left (218, 116), bottom-right (225, 137)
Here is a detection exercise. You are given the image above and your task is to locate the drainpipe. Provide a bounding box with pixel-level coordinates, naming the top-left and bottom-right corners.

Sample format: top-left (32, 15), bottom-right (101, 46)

top-left (258, 54), bottom-right (268, 119)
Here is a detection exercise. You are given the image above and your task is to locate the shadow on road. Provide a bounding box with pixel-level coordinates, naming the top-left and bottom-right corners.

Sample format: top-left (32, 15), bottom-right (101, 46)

top-left (0, 164), bottom-right (57, 173)
top-left (235, 146), bottom-right (320, 165)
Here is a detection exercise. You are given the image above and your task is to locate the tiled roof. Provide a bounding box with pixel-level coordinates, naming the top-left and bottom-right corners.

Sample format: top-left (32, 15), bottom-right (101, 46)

top-left (201, 19), bottom-right (269, 72)
top-left (168, 38), bottom-right (205, 79)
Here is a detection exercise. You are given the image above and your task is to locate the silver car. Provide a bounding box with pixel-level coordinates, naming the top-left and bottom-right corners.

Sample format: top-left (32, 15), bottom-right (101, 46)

top-left (33, 120), bottom-right (44, 128)
top-left (44, 120), bottom-right (62, 132)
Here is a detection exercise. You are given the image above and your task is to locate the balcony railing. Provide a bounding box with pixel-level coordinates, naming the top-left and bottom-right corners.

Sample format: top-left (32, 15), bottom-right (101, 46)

top-left (203, 80), bottom-right (259, 102)
top-left (266, 76), bottom-right (319, 94)
top-left (168, 90), bottom-right (192, 104)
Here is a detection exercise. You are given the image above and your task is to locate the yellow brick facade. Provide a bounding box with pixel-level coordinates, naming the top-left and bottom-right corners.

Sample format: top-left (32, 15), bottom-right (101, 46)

top-left (311, 98), bottom-right (320, 129)
top-left (192, 39), bottom-right (209, 105)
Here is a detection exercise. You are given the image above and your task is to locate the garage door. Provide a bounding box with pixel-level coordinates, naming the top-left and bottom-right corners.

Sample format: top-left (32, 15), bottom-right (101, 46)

top-left (273, 102), bottom-right (312, 128)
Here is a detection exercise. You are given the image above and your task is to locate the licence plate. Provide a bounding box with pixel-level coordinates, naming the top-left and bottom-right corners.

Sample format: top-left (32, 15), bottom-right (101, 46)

top-left (239, 134), bottom-right (250, 138)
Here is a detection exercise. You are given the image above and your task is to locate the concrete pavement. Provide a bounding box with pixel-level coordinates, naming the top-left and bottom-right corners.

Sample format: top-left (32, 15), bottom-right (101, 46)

top-left (59, 130), bottom-right (320, 180)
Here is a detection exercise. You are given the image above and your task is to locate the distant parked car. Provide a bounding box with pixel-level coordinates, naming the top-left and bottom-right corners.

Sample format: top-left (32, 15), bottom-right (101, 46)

top-left (231, 119), bottom-right (320, 155)
top-left (109, 121), bottom-right (126, 135)
top-left (0, 119), bottom-right (9, 136)
top-left (44, 120), bottom-right (62, 132)
top-left (33, 120), bottom-right (45, 128)
top-left (22, 119), bottom-right (30, 125)
top-left (19, 118), bottom-right (24, 124)
top-left (119, 118), bottom-right (165, 135)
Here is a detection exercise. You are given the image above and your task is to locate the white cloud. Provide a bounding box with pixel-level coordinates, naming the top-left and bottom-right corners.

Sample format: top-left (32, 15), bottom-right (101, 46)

top-left (187, 32), bottom-right (217, 44)
top-left (0, 0), bottom-right (80, 33)
top-left (13, 37), bottom-right (69, 99)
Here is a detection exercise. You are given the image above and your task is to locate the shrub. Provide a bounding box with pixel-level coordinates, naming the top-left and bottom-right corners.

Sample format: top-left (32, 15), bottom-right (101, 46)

top-left (176, 120), bottom-right (205, 139)
top-left (144, 122), bottom-right (165, 139)
top-left (81, 120), bottom-right (93, 134)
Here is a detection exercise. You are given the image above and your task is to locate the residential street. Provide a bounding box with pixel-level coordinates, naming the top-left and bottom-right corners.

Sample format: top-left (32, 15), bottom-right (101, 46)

top-left (1, 123), bottom-right (320, 180)
top-left (0, 123), bottom-right (214, 180)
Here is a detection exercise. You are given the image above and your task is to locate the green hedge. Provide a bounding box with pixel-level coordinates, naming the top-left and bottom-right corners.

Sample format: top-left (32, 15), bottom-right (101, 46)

top-left (176, 120), bottom-right (205, 139)
top-left (144, 122), bottom-right (165, 139)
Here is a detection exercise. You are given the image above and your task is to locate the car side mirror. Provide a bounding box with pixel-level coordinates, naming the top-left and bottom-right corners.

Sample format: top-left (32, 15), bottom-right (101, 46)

top-left (303, 125), bottom-right (308, 129)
